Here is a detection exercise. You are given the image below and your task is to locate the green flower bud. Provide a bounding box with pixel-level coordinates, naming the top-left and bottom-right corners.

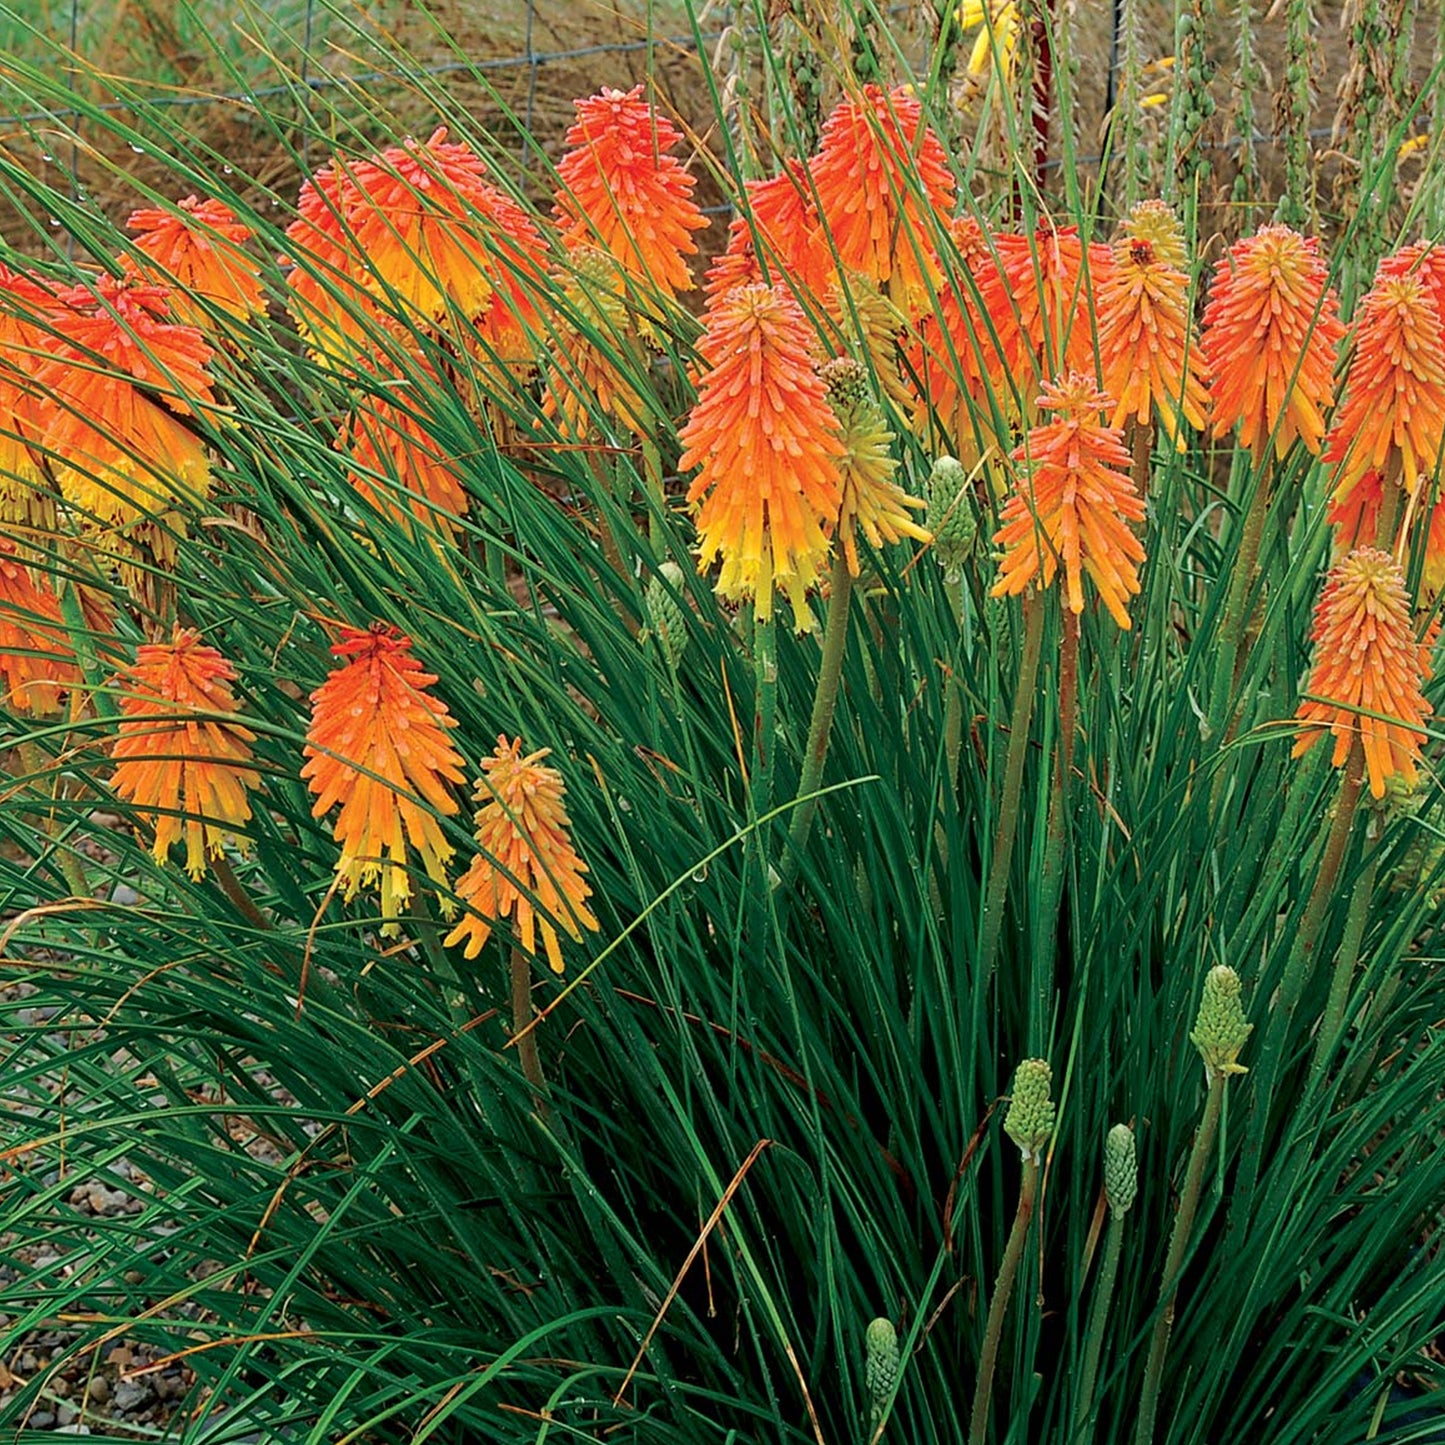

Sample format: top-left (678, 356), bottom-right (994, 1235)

top-left (865, 1316), bottom-right (900, 1420)
top-left (1103, 1123), bottom-right (1137, 1217)
top-left (1189, 965), bottom-right (1252, 1080)
top-left (925, 455), bottom-right (976, 582)
top-left (642, 561), bottom-right (688, 669)
top-left (1003, 1058), bottom-right (1055, 1162)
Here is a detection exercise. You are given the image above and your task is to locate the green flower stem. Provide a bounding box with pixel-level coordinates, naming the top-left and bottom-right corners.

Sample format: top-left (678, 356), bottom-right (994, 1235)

top-left (1134, 1072), bottom-right (1225, 1445)
top-left (1130, 419), bottom-right (1153, 503)
top-left (1034, 610), bottom-right (1078, 1046)
top-left (511, 944), bottom-right (547, 1103)
top-left (1286, 750), bottom-right (1366, 1004)
top-left (1239, 744), bottom-right (1364, 1206)
top-left (944, 571), bottom-right (967, 798)
top-left (1073, 1207), bottom-right (1126, 1442)
top-left (967, 1156), bottom-right (1040, 1445)
top-left (754, 603), bottom-right (780, 820)
top-left (977, 595), bottom-right (1047, 985)
top-left (781, 554), bottom-right (854, 879)
top-left (1209, 456), bottom-right (1272, 741)
top-left (57, 574), bottom-right (116, 721)
top-left (1308, 853), bottom-right (1378, 1087)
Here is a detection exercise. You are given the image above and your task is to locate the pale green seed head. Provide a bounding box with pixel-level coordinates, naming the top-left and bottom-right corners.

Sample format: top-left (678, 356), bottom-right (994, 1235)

top-left (1103, 1123), bottom-right (1137, 1217)
top-left (925, 454), bottom-right (976, 581)
top-left (1189, 965), bottom-right (1252, 1081)
top-left (642, 562), bottom-right (688, 669)
top-left (1003, 1058), bottom-right (1055, 1162)
top-left (864, 1316), bottom-right (900, 1411)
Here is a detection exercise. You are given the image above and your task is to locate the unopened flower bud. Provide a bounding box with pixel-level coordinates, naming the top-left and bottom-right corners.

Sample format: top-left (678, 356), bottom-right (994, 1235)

top-left (925, 454), bottom-right (976, 581)
top-left (1003, 1058), bottom-right (1055, 1162)
top-left (1189, 965), bottom-right (1252, 1080)
top-left (642, 562), bottom-right (688, 669)
top-left (1103, 1123), bottom-right (1137, 1217)
top-left (865, 1316), bottom-right (900, 1419)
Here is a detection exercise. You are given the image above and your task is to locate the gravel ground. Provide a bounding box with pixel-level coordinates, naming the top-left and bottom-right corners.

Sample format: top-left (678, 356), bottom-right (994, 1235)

top-left (0, 968), bottom-right (290, 1438)
top-left (2, 974), bottom-right (190, 1436)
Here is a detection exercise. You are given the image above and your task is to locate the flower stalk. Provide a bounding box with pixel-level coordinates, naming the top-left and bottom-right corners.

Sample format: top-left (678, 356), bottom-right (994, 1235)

top-left (977, 591), bottom-right (1046, 983)
top-left (1073, 1124), bottom-right (1138, 1440)
top-left (781, 553), bottom-right (854, 877)
top-left (969, 1059), bottom-right (1054, 1445)
top-left (511, 943), bottom-right (547, 1100)
top-left (1135, 968), bottom-right (1250, 1445)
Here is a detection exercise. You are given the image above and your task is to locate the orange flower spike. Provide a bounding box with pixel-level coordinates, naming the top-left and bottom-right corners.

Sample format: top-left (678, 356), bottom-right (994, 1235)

top-left (340, 378), bottom-right (469, 533)
top-left (1293, 548), bottom-right (1431, 799)
top-left (347, 128), bottom-right (546, 321)
top-left (0, 263), bottom-right (62, 524)
top-left (1324, 267), bottom-right (1445, 505)
top-left (1380, 242), bottom-right (1445, 324)
top-left (0, 541), bottom-right (79, 715)
top-left (125, 196), bottom-right (266, 323)
top-left (110, 629), bottom-right (259, 878)
top-left (301, 625), bottom-right (466, 926)
top-left (810, 84), bottom-right (955, 306)
top-left (1097, 206), bottom-right (1209, 446)
top-left (976, 225), bottom-right (1115, 401)
top-left (705, 160), bottom-right (834, 303)
top-left (539, 247), bottom-right (653, 438)
top-left (51, 275), bottom-right (216, 408)
top-left (991, 374), bottom-right (1147, 627)
top-left (39, 276), bottom-right (217, 525)
top-left (1201, 224), bottom-right (1345, 459)
top-left (554, 85), bottom-right (706, 300)
top-left (910, 216), bottom-right (996, 445)
top-left (680, 283), bottom-right (846, 626)
top-left (444, 736), bottom-right (599, 973)
top-left (283, 161), bottom-right (385, 361)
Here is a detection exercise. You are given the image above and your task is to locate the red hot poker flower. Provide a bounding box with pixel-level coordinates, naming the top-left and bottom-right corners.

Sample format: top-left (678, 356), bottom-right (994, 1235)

top-left (1293, 548), bottom-right (1431, 798)
top-left (39, 275), bottom-right (217, 526)
top-left (445, 736), bottom-right (599, 973)
top-left (975, 225), bottom-right (1115, 405)
top-left (1201, 224), bottom-right (1344, 459)
top-left (554, 86), bottom-right (707, 301)
top-left (809, 84), bottom-right (955, 307)
top-left (680, 283), bottom-right (845, 626)
top-left (301, 625), bottom-right (465, 927)
top-left (991, 374), bottom-right (1147, 627)
top-left (0, 540), bottom-right (79, 715)
top-left (110, 629), bottom-right (259, 878)
top-left (125, 195), bottom-right (266, 324)
top-left (347, 128), bottom-right (546, 323)
top-left (1097, 206), bottom-right (1208, 446)
top-left (1324, 264), bottom-right (1445, 507)
top-left (705, 160), bottom-right (834, 304)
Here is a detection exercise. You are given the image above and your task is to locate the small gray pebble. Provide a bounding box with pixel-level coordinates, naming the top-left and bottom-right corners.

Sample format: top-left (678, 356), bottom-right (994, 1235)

top-left (30, 1412), bottom-right (55, 1429)
top-left (86, 1375), bottom-right (110, 1404)
top-left (112, 1380), bottom-right (153, 1411)
top-left (57, 1403), bottom-right (77, 1426)
top-left (110, 883), bottom-right (140, 906)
